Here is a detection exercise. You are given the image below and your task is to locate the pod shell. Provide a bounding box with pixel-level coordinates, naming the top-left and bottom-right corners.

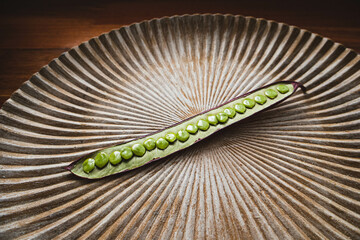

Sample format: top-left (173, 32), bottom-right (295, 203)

top-left (66, 81), bottom-right (305, 179)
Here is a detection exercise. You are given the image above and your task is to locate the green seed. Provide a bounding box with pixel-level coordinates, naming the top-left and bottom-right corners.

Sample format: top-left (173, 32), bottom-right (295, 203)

top-left (254, 95), bottom-right (267, 105)
top-left (83, 158), bottom-right (95, 173)
top-left (109, 151), bottom-right (122, 165)
top-left (243, 98), bottom-right (255, 108)
top-left (176, 130), bottom-right (190, 142)
top-left (132, 143), bottom-right (146, 157)
top-left (277, 84), bottom-right (289, 94)
top-left (224, 108), bottom-right (236, 118)
top-left (234, 103), bottom-right (246, 113)
top-left (121, 147), bottom-right (133, 160)
top-left (186, 124), bottom-right (198, 134)
top-left (216, 112), bottom-right (228, 123)
top-left (264, 89), bottom-right (278, 99)
top-left (156, 137), bottom-right (169, 150)
top-left (143, 138), bottom-right (156, 151)
top-left (207, 115), bottom-right (218, 125)
top-left (165, 133), bottom-right (177, 143)
top-left (95, 152), bottom-right (109, 168)
top-left (197, 119), bottom-right (210, 131)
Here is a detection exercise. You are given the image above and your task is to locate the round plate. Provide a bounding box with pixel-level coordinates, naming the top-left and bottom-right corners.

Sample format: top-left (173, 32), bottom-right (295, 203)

top-left (1, 14), bottom-right (359, 239)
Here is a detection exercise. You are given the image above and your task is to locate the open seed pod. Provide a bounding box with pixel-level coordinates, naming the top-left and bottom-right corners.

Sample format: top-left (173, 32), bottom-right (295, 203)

top-left (0, 14), bottom-right (359, 239)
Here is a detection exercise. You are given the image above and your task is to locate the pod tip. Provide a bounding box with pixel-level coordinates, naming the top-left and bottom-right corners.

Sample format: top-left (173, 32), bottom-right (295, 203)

top-left (292, 81), bottom-right (307, 94)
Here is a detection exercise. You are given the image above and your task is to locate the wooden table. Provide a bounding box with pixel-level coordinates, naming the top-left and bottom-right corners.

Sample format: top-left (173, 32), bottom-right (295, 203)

top-left (1, 0), bottom-right (359, 107)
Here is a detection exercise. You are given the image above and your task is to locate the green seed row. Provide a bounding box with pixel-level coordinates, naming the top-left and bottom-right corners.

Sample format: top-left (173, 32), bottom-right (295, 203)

top-left (82, 85), bottom-right (289, 173)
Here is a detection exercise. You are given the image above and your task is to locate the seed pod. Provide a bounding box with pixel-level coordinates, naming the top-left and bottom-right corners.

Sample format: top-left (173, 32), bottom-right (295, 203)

top-left (66, 81), bottom-right (305, 179)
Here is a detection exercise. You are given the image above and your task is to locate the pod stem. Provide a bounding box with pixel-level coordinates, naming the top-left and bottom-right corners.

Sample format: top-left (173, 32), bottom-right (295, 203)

top-left (292, 81), bottom-right (307, 94)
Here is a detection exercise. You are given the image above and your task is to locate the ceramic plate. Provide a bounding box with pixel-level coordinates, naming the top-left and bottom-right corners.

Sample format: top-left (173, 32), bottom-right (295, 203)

top-left (1, 14), bottom-right (359, 239)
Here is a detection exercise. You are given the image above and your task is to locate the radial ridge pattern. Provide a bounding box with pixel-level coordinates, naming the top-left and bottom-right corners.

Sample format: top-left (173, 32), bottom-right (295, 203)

top-left (0, 14), bottom-right (359, 239)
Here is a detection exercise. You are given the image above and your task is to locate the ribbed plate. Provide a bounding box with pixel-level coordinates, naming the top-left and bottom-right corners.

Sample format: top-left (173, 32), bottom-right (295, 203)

top-left (0, 14), bottom-right (359, 239)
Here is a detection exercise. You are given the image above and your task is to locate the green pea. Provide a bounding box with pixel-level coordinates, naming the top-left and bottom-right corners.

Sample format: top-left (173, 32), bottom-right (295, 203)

top-left (143, 138), bottom-right (156, 151)
top-left (132, 143), bottom-right (146, 157)
top-left (156, 137), bottom-right (169, 150)
top-left (121, 147), bottom-right (133, 160)
top-left (83, 158), bottom-right (95, 173)
top-left (95, 152), bottom-right (109, 168)
top-left (243, 98), bottom-right (255, 108)
top-left (176, 130), bottom-right (190, 142)
top-left (216, 112), bottom-right (228, 123)
top-left (186, 124), bottom-right (198, 134)
top-left (197, 119), bottom-right (210, 131)
top-left (165, 133), bottom-right (177, 143)
top-left (207, 115), bottom-right (218, 125)
top-left (254, 95), bottom-right (267, 105)
top-left (264, 89), bottom-right (278, 99)
top-left (109, 151), bottom-right (122, 165)
top-left (224, 108), bottom-right (236, 118)
top-left (234, 103), bottom-right (246, 113)
top-left (277, 84), bottom-right (289, 94)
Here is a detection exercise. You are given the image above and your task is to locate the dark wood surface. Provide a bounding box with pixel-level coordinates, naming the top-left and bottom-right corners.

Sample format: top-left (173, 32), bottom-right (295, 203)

top-left (1, 0), bottom-right (359, 107)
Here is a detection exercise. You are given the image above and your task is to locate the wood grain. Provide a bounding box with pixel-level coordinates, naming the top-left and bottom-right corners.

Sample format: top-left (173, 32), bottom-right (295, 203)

top-left (0, 0), bottom-right (359, 106)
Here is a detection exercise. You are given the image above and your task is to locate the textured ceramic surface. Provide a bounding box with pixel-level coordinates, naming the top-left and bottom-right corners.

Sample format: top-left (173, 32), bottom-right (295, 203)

top-left (0, 14), bottom-right (359, 239)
